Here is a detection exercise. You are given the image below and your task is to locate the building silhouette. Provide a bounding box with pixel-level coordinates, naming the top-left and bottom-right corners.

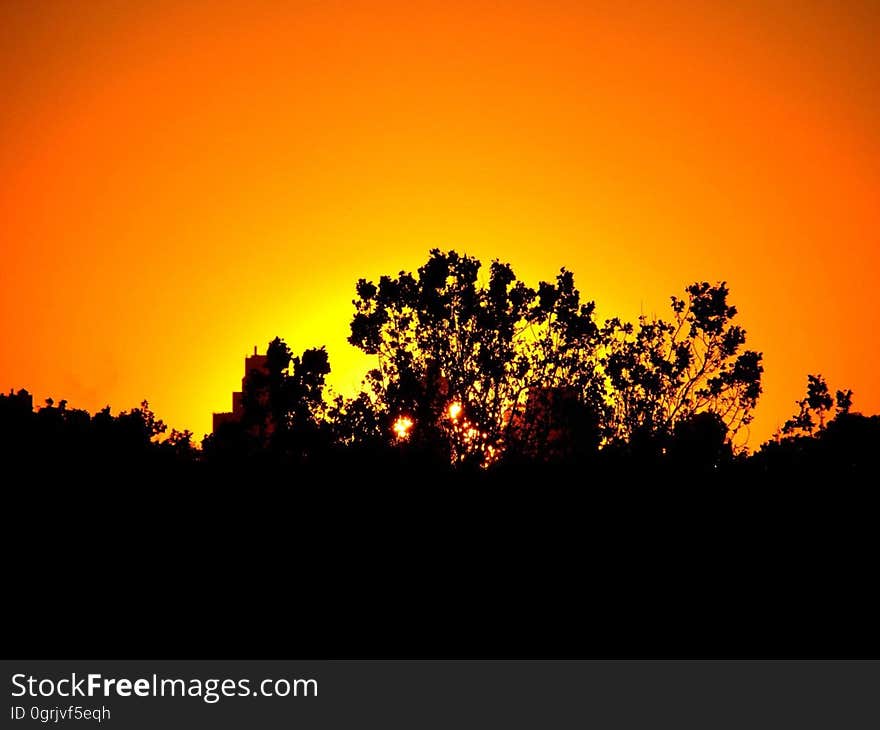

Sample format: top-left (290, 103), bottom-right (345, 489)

top-left (0, 388), bottom-right (34, 420)
top-left (212, 346), bottom-right (269, 433)
top-left (505, 386), bottom-right (595, 462)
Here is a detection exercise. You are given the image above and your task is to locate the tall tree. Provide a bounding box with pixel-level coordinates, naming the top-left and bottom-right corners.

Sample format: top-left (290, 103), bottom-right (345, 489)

top-left (348, 250), bottom-right (607, 465)
top-left (349, 250), bottom-right (531, 465)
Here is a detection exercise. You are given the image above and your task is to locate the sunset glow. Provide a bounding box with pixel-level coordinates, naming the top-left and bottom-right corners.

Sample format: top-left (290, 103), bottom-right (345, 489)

top-left (1, 1), bottom-right (878, 446)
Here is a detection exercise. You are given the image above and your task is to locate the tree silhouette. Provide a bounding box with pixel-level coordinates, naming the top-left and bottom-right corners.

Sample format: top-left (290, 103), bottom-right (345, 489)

top-left (349, 249), bottom-right (531, 466)
top-left (327, 390), bottom-right (387, 450)
top-left (502, 268), bottom-right (606, 463)
top-left (751, 375), bottom-right (875, 476)
top-left (601, 281), bottom-right (763, 450)
top-left (348, 249), bottom-right (612, 466)
top-left (781, 373), bottom-right (852, 437)
top-left (348, 250), bottom-right (763, 465)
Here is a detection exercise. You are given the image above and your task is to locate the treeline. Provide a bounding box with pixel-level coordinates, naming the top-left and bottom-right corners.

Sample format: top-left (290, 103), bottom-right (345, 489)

top-left (2, 377), bottom-right (876, 481)
top-left (2, 249), bottom-right (877, 481)
top-left (0, 391), bottom-right (197, 474)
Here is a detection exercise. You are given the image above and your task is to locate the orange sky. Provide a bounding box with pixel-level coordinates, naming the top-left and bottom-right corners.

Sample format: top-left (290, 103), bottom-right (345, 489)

top-left (1, 0), bottom-right (878, 445)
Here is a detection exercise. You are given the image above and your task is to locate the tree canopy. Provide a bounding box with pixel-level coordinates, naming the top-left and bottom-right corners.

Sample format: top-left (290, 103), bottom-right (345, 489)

top-left (345, 249), bottom-right (764, 466)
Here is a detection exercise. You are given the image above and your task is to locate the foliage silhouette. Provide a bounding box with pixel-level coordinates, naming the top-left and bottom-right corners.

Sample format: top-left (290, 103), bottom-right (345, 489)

top-left (781, 373), bottom-right (852, 437)
top-left (348, 249), bottom-right (537, 466)
top-left (746, 372), bottom-right (875, 477)
top-left (601, 281), bottom-right (762, 449)
top-left (346, 250), bottom-right (763, 466)
top-left (0, 390), bottom-right (197, 474)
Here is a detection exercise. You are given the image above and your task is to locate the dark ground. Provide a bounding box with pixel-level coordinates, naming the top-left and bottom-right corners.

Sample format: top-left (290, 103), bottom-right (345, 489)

top-left (5, 467), bottom-right (876, 659)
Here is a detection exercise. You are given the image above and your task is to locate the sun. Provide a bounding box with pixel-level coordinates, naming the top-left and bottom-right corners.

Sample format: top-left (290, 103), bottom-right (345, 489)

top-left (392, 415), bottom-right (414, 440)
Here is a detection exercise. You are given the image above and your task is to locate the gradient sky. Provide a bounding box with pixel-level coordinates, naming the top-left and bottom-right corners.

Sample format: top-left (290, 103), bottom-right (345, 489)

top-left (1, 0), bottom-right (878, 445)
